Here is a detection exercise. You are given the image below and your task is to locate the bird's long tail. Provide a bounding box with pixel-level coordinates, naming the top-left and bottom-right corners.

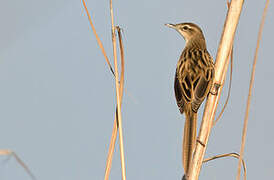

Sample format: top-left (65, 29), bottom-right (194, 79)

top-left (182, 108), bottom-right (197, 176)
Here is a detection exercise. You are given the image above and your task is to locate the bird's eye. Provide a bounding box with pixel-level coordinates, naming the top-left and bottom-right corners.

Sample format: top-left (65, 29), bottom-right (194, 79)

top-left (182, 26), bottom-right (189, 30)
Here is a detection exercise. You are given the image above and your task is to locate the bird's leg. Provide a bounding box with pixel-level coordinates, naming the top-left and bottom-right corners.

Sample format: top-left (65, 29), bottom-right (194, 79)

top-left (210, 83), bottom-right (221, 95)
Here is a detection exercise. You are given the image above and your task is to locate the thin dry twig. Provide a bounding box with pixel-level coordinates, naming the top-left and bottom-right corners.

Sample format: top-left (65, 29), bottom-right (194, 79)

top-left (104, 26), bottom-right (125, 180)
top-left (81, 0), bottom-right (115, 76)
top-left (0, 150), bottom-right (36, 180)
top-left (236, 0), bottom-right (270, 179)
top-left (109, 0), bottom-right (127, 179)
top-left (187, 0), bottom-right (244, 179)
top-left (214, 46), bottom-right (233, 125)
top-left (203, 153), bottom-right (246, 180)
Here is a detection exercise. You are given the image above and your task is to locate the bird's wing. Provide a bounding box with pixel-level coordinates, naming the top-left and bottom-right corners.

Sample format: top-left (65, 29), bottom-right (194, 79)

top-left (174, 72), bottom-right (185, 114)
top-left (191, 50), bottom-right (214, 112)
top-left (175, 49), bottom-right (214, 113)
top-left (174, 61), bottom-right (193, 114)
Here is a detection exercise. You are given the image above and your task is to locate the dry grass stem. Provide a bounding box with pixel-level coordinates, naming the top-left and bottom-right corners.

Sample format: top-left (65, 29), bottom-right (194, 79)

top-left (203, 153), bottom-right (246, 180)
top-left (109, 0), bottom-right (127, 179)
top-left (214, 47), bottom-right (233, 125)
top-left (104, 27), bottom-right (125, 180)
top-left (81, 0), bottom-right (115, 76)
top-left (236, 0), bottom-right (270, 179)
top-left (0, 150), bottom-right (36, 180)
top-left (81, 0), bottom-right (126, 178)
top-left (187, 0), bottom-right (244, 179)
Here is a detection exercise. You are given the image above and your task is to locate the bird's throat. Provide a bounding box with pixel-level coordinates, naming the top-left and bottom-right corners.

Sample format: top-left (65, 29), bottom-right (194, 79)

top-left (186, 38), bottom-right (206, 50)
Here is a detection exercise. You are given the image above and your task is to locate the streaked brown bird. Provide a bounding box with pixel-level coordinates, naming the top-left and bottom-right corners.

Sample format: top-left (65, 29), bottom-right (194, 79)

top-left (165, 22), bottom-right (214, 178)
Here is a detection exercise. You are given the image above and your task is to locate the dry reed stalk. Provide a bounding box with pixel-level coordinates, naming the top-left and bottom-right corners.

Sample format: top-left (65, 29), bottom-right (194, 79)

top-left (81, 0), bottom-right (117, 177)
top-left (104, 27), bottom-right (125, 180)
top-left (187, 0), bottom-right (244, 179)
top-left (81, 0), bottom-right (126, 178)
top-left (0, 150), bottom-right (36, 180)
top-left (236, 0), bottom-right (270, 179)
top-left (109, 0), bottom-right (127, 179)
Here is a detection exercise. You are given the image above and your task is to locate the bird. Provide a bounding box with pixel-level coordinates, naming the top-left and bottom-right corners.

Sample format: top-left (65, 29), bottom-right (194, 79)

top-left (165, 22), bottom-right (214, 178)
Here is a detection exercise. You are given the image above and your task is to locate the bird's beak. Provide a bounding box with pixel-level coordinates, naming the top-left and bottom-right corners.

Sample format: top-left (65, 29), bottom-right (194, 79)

top-left (165, 23), bottom-right (177, 29)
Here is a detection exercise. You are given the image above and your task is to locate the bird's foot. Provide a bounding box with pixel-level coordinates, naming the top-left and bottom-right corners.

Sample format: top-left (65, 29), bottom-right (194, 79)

top-left (210, 83), bottom-right (221, 95)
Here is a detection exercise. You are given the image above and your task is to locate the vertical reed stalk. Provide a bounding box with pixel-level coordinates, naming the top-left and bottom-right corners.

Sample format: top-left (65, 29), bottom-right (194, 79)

top-left (236, 0), bottom-right (270, 179)
top-left (187, 0), bottom-right (244, 179)
top-left (109, 1), bottom-right (127, 180)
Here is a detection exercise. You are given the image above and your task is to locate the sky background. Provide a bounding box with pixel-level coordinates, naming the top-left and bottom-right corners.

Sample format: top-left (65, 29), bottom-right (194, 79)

top-left (0, 0), bottom-right (273, 180)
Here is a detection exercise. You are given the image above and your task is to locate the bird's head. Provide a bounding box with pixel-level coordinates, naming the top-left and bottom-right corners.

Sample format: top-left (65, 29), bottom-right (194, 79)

top-left (165, 22), bottom-right (206, 46)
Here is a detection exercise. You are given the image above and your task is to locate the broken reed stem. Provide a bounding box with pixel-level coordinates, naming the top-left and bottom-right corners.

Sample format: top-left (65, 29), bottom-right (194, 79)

top-left (236, 0), bottom-right (269, 179)
top-left (104, 27), bottom-right (125, 180)
top-left (117, 26), bottom-right (125, 97)
top-left (109, 0), bottom-right (127, 180)
top-left (81, 0), bottom-right (126, 178)
top-left (187, 0), bottom-right (244, 179)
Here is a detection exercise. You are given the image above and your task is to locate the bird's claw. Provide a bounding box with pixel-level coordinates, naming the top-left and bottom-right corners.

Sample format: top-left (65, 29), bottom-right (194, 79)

top-left (210, 83), bottom-right (221, 95)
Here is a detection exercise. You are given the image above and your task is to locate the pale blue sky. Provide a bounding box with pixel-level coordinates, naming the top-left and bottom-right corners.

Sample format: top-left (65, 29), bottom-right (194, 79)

top-left (0, 0), bottom-right (273, 180)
